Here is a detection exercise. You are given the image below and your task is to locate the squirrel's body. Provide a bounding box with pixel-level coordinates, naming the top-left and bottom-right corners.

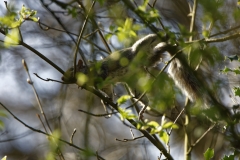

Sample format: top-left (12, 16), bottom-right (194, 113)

top-left (62, 34), bottom-right (167, 91)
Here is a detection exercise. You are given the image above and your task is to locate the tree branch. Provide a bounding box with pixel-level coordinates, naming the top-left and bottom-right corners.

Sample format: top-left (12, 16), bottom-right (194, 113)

top-left (0, 102), bottom-right (105, 160)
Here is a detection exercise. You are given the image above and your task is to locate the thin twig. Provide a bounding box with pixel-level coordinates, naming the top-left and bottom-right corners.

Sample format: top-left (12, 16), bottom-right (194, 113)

top-left (188, 0), bottom-right (198, 67)
top-left (38, 20), bottom-right (109, 54)
top-left (70, 128), bottom-right (77, 144)
top-left (78, 1), bottom-right (112, 54)
top-left (22, 59), bottom-right (52, 133)
top-left (187, 123), bottom-right (216, 154)
top-left (82, 85), bottom-right (173, 160)
top-left (186, 32), bottom-right (240, 44)
top-left (100, 99), bottom-right (112, 118)
top-left (0, 102), bottom-right (105, 160)
top-left (73, 1), bottom-right (96, 75)
top-left (0, 28), bottom-right (64, 74)
top-left (33, 73), bottom-right (66, 83)
top-left (123, 84), bottom-right (141, 115)
top-left (189, 0), bottom-right (198, 40)
top-left (39, 0), bottom-right (88, 67)
top-left (209, 24), bottom-right (240, 38)
top-left (116, 135), bottom-right (145, 142)
top-left (78, 109), bottom-right (118, 117)
top-left (37, 114), bottom-right (48, 133)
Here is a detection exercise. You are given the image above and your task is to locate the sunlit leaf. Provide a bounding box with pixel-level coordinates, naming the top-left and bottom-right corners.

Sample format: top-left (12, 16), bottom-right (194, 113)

top-left (147, 121), bottom-right (159, 128)
top-left (202, 30), bottom-right (210, 38)
top-left (204, 148), bottom-right (214, 160)
top-left (4, 28), bottom-right (20, 47)
top-left (117, 95), bottom-right (131, 105)
top-left (76, 73), bottom-right (89, 86)
top-left (1, 156), bottom-right (7, 160)
top-left (118, 107), bottom-right (136, 121)
top-left (162, 122), bottom-right (179, 129)
top-left (159, 131), bottom-right (169, 144)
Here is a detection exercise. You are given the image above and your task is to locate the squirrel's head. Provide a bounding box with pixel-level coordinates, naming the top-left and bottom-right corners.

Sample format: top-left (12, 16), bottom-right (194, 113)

top-left (61, 59), bottom-right (88, 84)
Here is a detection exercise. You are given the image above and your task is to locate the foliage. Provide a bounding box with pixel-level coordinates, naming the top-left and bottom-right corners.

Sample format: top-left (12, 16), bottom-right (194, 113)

top-left (204, 148), bottom-right (214, 160)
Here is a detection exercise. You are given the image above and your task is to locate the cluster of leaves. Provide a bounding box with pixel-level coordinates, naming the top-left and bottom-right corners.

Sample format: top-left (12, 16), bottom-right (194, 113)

top-left (200, 0), bottom-right (225, 37)
top-left (221, 55), bottom-right (240, 97)
top-left (0, 5), bottom-right (38, 30)
top-left (117, 95), bottom-right (178, 144)
top-left (137, 116), bottom-right (178, 144)
top-left (105, 0), bottom-right (159, 46)
top-left (204, 147), bottom-right (239, 160)
top-left (0, 5), bottom-right (38, 47)
top-left (135, 0), bottom-right (159, 23)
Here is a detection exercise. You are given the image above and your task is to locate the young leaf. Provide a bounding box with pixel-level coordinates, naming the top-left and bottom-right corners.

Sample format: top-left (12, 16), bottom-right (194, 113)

top-left (4, 28), bottom-right (20, 47)
top-left (118, 107), bottom-right (136, 121)
top-left (233, 68), bottom-right (240, 75)
top-left (204, 148), bottom-right (214, 160)
top-left (162, 122), bottom-right (179, 129)
top-left (159, 131), bottom-right (169, 144)
top-left (117, 95), bottom-right (131, 105)
top-left (233, 87), bottom-right (240, 97)
top-left (147, 121), bottom-right (159, 128)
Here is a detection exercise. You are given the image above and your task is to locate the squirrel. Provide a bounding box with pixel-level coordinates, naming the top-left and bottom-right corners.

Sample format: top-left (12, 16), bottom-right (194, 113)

top-left (62, 34), bottom-right (168, 98)
top-left (62, 33), bottom-right (233, 122)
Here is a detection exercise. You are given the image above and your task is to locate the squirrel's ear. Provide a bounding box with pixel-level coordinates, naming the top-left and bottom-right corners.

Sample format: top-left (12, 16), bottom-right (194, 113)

top-left (77, 59), bottom-right (84, 68)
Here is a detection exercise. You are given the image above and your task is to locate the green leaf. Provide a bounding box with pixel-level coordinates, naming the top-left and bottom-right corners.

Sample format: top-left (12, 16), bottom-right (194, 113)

top-left (136, 0), bottom-right (159, 23)
top-left (233, 87), bottom-right (240, 97)
top-left (76, 73), bottom-right (89, 86)
top-left (4, 28), bottom-right (20, 47)
top-left (19, 5), bottom-right (38, 22)
top-left (220, 66), bottom-right (232, 74)
top-left (159, 131), bottom-right (169, 144)
top-left (162, 122), bottom-right (179, 129)
top-left (147, 121), bottom-right (159, 128)
top-left (118, 107), bottom-right (136, 121)
top-left (233, 68), bottom-right (240, 75)
top-left (202, 30), bottom-right (210, 38)
top-left (117, 95), bottom-right (131, 105)
top-left (116, 18), bottom-right (141, 45)
top-left (104, 33), bottom-right (112, 41)
top-left (204, 148), bottom-right (214, 160)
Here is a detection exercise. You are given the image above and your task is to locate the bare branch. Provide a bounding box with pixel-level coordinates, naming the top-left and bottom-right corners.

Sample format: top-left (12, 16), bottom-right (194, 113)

top-left (70, 128), bottom-right (77, 144)
top-left (116, 135), bottom-right (145, 142)
top-left (0, 102), bottom-right (105, 160)
top-left (78, 109), bottom-right (118, 117)
top-left (187, 123), bottom-right (216, 154)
